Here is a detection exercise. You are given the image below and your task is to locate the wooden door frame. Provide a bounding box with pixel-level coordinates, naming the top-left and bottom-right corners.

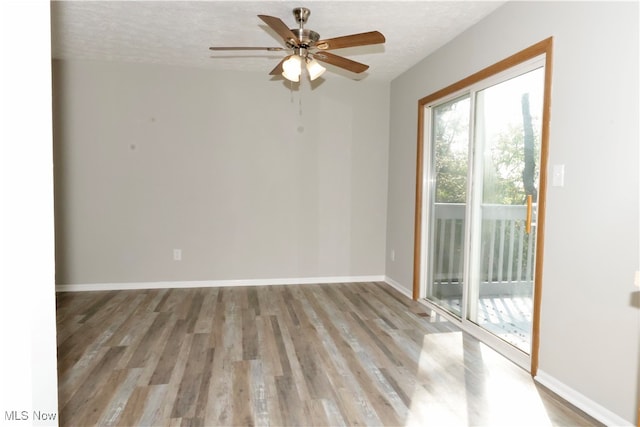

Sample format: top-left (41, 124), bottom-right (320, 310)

top-left (412, 37), bottom-right (554, 375)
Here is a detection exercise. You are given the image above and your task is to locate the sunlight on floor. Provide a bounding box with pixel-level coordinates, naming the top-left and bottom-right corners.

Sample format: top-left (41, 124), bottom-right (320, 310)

top-left (478, 343), bottom-right (551, 426)
top-left (406, 332), bottom-right (468, 427)
top-left (405, 331), bottom-right (553, 426)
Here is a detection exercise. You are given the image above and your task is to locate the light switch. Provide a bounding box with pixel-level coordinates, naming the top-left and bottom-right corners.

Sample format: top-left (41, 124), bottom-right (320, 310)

top-left (552, 164), bottom-right (565, 187)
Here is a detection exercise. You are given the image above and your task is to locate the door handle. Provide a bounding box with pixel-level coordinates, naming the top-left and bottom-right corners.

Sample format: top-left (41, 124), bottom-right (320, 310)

top-left (526, 194), bottom-right (533, 234)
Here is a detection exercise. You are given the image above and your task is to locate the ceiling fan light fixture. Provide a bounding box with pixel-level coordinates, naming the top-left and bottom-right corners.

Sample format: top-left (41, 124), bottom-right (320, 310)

top-left (282, 55), bottom-right (302, 82)
top-left (306, 58), bottom-right (326, 81)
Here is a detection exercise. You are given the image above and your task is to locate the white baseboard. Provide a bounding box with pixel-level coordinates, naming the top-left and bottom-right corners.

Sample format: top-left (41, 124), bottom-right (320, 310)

top-left (535, 370), bottom-right (633, 426)
top-left (383, 276), bottom-right (413, 299)
top-left (55, 275), bottom-right (386, 292)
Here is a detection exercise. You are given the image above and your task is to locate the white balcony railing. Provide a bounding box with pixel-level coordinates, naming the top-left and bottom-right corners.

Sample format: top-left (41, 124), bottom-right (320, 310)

top-left (431, 203), bottom-right (536, 297)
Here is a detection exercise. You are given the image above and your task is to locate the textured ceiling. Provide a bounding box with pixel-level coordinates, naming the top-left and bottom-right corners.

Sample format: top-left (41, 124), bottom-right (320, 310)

top-left (51, 1), bottom-right (507, 82)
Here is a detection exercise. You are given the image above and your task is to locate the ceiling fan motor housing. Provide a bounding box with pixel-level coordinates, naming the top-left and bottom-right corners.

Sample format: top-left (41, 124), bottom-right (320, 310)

top-left (291, 29), bottom-right (320, 47)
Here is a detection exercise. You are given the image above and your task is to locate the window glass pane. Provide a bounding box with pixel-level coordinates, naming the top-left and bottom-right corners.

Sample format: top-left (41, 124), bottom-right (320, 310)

top-left (425, 95), bottom-right (470, 317)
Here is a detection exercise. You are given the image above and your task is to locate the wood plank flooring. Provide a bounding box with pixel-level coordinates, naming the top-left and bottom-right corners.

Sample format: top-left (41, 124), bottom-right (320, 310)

top-left (56, 282), bottom-right (601, 426)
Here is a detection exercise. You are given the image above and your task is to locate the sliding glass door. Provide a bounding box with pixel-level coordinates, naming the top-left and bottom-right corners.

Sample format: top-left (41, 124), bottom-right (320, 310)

top-left (424, 58), bottom-right (546, 358)
top-left (468, 67), bottom-right (544, 353)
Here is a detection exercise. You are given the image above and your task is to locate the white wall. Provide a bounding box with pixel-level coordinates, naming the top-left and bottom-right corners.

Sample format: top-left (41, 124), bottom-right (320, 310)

top-left (53, 60), bottom-right (389, 286)
top-left (386, 1), bottom-right (639, 424)
top-left (0, 1), bottom-right (59, 424)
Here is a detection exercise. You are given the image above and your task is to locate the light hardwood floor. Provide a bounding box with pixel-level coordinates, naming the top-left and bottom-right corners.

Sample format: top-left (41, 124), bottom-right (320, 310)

top-left (56, 282), bottom-right (601, 426)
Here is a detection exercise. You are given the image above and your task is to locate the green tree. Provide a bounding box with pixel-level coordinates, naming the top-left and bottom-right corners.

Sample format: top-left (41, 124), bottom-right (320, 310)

top-left (433, 99), bottom-right (469, 203)
top-left (433, 93), bottom-right (540, 206)
top-left (485, 93), bottom-right (540, 205)
top-left (521, 93), bottom-right (538, 201)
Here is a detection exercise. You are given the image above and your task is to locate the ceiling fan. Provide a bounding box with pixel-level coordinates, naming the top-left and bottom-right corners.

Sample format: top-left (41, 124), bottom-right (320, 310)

top-left (209, 7), bottom-right (386, 82)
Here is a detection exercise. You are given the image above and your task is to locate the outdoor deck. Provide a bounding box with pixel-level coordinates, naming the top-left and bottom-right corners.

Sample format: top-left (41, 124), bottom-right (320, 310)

top-left (439, 295), bottom-right (533, 352)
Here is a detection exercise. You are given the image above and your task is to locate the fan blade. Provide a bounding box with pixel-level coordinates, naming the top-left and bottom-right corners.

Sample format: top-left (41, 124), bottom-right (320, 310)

top-left (209, 46), bottom-right (285, 51)
top-left (269, 56), bottom-right (288, 75)
top-left (312, 52), bottom-right (369, 74)
top-left (258, 15), bottom-right (300, 46)
top-left (316, 31), bottom-right (385, 50)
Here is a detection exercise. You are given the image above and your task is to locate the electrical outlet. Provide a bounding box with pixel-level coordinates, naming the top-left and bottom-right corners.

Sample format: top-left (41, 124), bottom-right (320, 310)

top-left (173, 249), bottom-right (182, 261)
top-left (391, 249), bottom-right (396, 262)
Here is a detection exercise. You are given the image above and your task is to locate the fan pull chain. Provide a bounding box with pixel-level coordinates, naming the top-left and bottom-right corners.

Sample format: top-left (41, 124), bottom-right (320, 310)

top-left (299, 87), bottom-right (303, 117)
top-left (289, 79), bottom-right (295, 102)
